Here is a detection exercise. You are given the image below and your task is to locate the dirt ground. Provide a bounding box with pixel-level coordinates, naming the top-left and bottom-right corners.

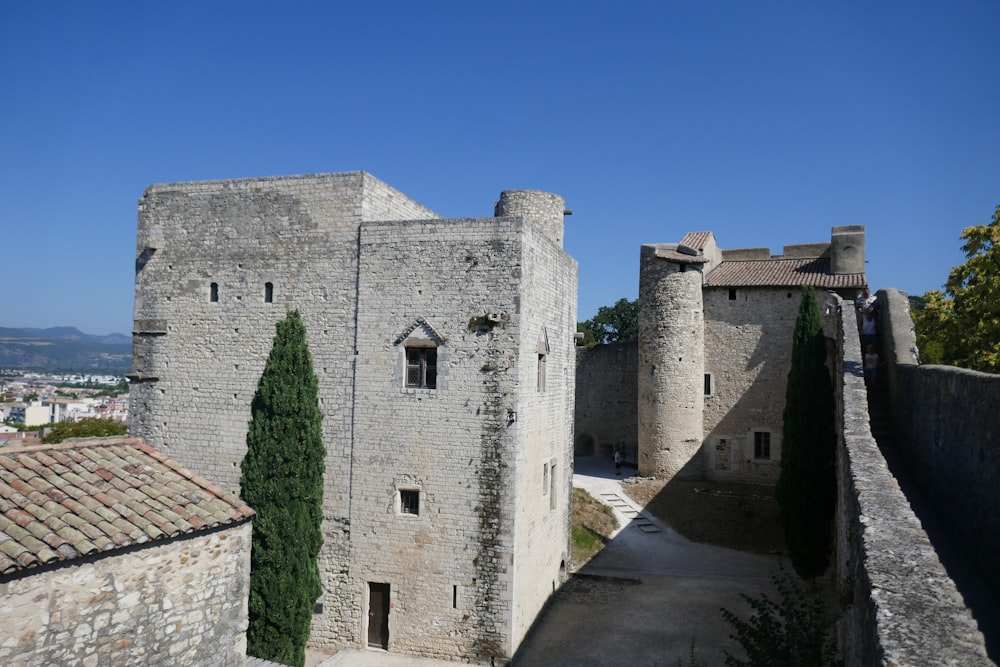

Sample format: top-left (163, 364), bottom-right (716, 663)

top-left (622, 475), bottom-right (786, 555)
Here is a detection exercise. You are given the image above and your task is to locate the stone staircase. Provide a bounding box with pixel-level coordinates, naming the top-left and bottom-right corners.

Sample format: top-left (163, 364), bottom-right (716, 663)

top-left (599, 492), bottom-right (662, 533)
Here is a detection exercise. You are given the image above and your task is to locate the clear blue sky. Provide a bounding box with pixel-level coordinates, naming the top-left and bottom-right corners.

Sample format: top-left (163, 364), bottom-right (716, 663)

top-left (3, 2), bottom-right (998, 336)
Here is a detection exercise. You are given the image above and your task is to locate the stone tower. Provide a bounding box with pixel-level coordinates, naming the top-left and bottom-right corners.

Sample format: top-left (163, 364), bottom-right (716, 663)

top-left (637, 243), bottom-right (710, 478)
top-left (130, 172), bottom-right (578, 663)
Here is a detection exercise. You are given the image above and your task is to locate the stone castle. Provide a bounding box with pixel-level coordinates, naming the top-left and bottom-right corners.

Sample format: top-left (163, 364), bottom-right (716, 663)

top-left (637, 226), bottom-right (866, 483)
top-left (122, 170), bottom-right (998, 665)
top-left (129, 172), bottom-right (577, 662)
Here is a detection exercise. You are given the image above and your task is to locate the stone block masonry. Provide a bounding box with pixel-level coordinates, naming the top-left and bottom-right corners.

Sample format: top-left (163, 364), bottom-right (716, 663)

top-left (130, 174), bottom-right (577, 663)
top-left (0, 525), bottom-right (252, 667)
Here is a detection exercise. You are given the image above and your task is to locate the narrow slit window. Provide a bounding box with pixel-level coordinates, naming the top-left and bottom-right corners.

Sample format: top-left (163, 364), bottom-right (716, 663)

top-left (452, 585), bottom-right (458, 609)
top-left (549, 462), bottom-right (557, 510)
top-left (264, 282), bottom-right (273, 303)
top-left (537, 353), bottom-right (546, 392)
top-left (542, 462), bottom-right (549, 494)
top-left (704, 374), bottom-right (712, 396)
top-left (210, 282), bottom-right (219, 302)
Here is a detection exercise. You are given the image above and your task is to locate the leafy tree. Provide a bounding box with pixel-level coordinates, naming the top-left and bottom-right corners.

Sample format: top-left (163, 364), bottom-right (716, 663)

top-left (41, 417), bottom-right (127, 443)
top-left (943, 204), bottom-right (1000, 373)
top-left (241, 311), bottom-right (325, 667)
top-left (909, 291), bottom-right (954, 365)
top-left (578, 297), bottom-right (638, 345)
top-left (776, 287), bottom-right (836, 579)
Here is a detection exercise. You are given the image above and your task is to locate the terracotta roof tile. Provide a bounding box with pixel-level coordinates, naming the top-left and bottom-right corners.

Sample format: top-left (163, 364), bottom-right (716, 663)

top-left (679, 231), bottom-right (713, 251)
top-left (705, 257), bottom-right (866, 288)
top-left (0, 437), bottom-right (253, 576)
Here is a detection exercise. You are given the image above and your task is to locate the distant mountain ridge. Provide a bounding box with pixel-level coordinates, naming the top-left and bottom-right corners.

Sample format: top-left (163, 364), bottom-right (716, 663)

top-left (0, 327), bottom-right (131, 373)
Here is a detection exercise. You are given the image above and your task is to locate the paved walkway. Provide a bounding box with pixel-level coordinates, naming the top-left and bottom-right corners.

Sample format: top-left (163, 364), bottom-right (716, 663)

top-left (312, 457), bottom-right (784, 666)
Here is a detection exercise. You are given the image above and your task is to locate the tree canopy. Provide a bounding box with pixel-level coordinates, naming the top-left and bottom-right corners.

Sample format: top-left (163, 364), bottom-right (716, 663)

top-left (41, 417), bottom-right (127, 443)
top-left (241, 310), bottom-right (325, 667)
top-left (912, 204), bottom-right (1000, 373)
top-left (578, 297), bottom-right (638, 345)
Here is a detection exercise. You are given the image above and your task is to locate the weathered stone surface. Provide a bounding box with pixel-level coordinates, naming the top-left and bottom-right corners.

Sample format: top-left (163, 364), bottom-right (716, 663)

top-left (130, 172), bottom-right (577, 662)
top-left (0, 524), bottom-right (251, 667)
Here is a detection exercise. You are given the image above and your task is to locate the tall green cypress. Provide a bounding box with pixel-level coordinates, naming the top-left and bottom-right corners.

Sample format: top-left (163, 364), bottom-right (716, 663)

top-left (241, 310), bottom-right (324, 667)
top-left (776, 286), bottom-right (836, 580)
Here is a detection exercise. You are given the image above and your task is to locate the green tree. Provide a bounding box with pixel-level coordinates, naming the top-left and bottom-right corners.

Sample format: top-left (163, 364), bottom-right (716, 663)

top-left (944, 204), bottom-right (1000, 373)
top-left (776, 287), bottom-right (836, 579)
top-left (41, 417), bottom-right (127, 443)
top-left (578, 297), bottom-right (638, 345)
top-left (240, 311), bottom-right (325, 667)
top-left (910, 291), bottom-right (955, 365)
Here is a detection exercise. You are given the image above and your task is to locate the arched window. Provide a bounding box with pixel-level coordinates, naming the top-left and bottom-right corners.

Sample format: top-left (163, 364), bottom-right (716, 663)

top-left (210, 282), bottom-right (219, 302)
top-left (264, 282), bottom-right (273, 303)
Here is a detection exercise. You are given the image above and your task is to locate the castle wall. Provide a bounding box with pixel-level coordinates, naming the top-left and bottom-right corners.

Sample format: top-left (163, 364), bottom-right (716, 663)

top-left (574, 342), bottom-right (638, 459)
top-left (130, 173), bottom-right (440, 651)
top-left (879, 288), bottom-right (1000, 595)
top-left (0, 524), bottom-right (251, 667)
top-left (701, 286), bottom-right (803, 484)
top-left (509, 217), bottom-right (576, 649)
top-left (831, 297), bottom-right (989, 665)
top-left (638, 248), bottom-right (705, 478)
top-left (130, 173), bottom-right (575, 663)
top-left (350, 216), bottom-right (523, 660)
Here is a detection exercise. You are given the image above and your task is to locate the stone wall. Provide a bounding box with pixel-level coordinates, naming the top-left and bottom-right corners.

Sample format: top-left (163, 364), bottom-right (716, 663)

top-left (574, 341), bottom-right (638, 460)
top-left (701, 286), bottom-right (804, 484)
top-left (0, 524), bottom-right (251, 667)
top-left (131, 174), bottom-right (576, 663)
top-left (879, 288), bottom-right (1000, 595)
top-left (832, 297), bottom-right (989, 665)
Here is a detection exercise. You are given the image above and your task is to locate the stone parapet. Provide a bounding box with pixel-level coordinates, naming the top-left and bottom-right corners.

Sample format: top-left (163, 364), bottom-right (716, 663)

top-left (833, 297), bottom-right (989, 665)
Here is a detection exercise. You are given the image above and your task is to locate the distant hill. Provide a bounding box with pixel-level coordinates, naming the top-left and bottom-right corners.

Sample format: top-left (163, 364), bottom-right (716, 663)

top-left (0, 327), bottom-right (131, 373)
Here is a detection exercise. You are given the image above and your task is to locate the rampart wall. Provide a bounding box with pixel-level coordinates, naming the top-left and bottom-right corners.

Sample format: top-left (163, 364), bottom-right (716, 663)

top-left (833, 297), bottom-right (989, 664)
top-left (878, 288), bottom-right (1000, 595)
top-left (574, 342), bottom-right (638, 459)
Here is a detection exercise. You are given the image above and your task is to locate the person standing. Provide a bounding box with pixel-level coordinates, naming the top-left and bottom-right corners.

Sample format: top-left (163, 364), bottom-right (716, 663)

top-left (613, 448), bottom-right (623, 475)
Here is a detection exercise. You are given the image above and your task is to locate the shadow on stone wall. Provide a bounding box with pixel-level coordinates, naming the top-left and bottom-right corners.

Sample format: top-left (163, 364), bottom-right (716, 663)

top-left (833, 293), bottom-right (991, 665)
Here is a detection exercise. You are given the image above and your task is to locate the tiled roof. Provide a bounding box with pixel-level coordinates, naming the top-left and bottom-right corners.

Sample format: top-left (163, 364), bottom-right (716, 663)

top-left (704, 257), bottom-right (866, 288)
top-left (0, 437), bottom-right (254, 576)
top-left (679, 231), bottom-right (713, 251)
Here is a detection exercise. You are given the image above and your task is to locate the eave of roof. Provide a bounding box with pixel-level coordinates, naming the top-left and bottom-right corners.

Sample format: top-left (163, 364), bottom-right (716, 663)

top-left (0, 437), bottom-right (253, 576)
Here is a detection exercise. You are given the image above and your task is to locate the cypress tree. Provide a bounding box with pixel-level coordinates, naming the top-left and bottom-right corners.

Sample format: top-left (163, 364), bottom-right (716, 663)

top-left (776, 286), bottom-right (836, 579)
top-left (241, 310), bottom-right (324, 667)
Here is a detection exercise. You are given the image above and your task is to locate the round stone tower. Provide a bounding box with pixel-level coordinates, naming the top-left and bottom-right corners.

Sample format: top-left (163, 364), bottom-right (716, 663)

top-left (637, 245), bottom-right (706, 479)
top-left (495, 190), bottom-right (566, 248)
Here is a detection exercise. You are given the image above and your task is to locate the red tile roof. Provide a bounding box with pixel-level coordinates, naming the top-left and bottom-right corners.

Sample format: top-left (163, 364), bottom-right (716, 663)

top-left (679, 231), bottom-right (713, 251)
top-left (704, 257), bottom-right (866, 288)
top-left (0, 437), bottom-right (253, 576)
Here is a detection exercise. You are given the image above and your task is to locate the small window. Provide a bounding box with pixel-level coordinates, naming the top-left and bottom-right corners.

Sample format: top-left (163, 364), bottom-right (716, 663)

top-left (728, 288), bottom-right (737, 301)
top-left (542, 462), bottom-right (549, 494)
top-left (704, 374), bottom-right (712, 396)
top-left (537, 353), bottom-right (546, 392)
top-left (754, 432), bottom-right (771, 460)
top-left (264, 282), bottom-right (273, 303)
top-left (406, 347), bottom-right (437, 389)
top-left (210, 282), bottom-right (219, 302)
top-left (400, 489), bottom-right (420, 515)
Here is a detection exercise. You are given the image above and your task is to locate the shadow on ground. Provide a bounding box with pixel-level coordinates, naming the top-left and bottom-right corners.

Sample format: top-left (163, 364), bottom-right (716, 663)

top-left (512, 457), bottom-right (787, 667)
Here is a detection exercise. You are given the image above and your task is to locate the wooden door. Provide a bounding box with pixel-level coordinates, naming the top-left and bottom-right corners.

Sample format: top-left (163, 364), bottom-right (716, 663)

top-left (368, 582), bottom-right (390, 649)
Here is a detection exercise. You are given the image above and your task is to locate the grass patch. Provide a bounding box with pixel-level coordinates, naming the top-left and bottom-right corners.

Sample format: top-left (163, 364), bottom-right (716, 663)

top-left (571, 487), bottom-right (618, 567)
